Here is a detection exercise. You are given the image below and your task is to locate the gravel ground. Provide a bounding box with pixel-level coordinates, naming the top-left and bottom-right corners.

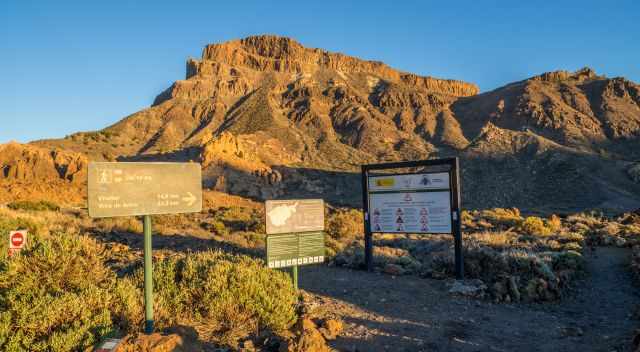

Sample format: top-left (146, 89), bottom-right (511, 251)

top-left (299, 247), bottom-right (639, 352)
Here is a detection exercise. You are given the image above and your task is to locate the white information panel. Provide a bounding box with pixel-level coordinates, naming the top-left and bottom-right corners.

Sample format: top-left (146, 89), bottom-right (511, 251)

top-left (368, 172), bottom-right (450, 192)
top-left (369, 191), bottom-right (452, 234)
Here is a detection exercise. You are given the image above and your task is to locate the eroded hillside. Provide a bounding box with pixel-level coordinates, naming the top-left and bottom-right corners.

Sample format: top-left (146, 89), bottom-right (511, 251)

top-left (4, 35), bottom-right (637, 211)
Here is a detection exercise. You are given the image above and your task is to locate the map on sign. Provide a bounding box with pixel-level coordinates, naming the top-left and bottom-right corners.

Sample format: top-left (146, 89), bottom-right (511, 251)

top-left (266, 231), bottom-right (325, 269)
top-left (367, 172), bottom-right (453, 234)
top-left (265, 199), bottom-right (324, 235)
top-left (88, 162), bottom-right (202, 218)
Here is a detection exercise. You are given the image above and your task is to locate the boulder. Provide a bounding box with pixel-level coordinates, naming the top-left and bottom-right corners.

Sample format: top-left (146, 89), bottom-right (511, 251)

top-left (383, 263), bottom-right (405, 276)
top-left (449, 280), bottom-right (487, 297)
top-left (319, 319), bottom-right (344, 340)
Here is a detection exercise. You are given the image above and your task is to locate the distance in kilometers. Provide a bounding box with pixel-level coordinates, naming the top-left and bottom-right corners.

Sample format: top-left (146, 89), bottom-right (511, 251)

top-left (266, 231), bottom-right (325, 269)
top-left (88, 162), bottom-right (202, 218)
top-left (369, 191), bottom-right (452, 234)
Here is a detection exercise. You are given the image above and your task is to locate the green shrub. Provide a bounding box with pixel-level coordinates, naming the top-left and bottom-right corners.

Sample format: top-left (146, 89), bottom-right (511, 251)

top-left (519, 216), bottom-right (553, 236)
top-left (123, 251), bottom-right (297, 347)
top-left (546, 214), bottom-right (562, 233)
top-left (481, 208), bottom-right (523, 228)
top-left (211, 220), bottom-right (228, 236)
top-left (0, 233), bottom-right (119, 351)
top-left (7, 200), bottom-right (60, 212)
top-left (0, 228), bottom-right (298, 350)
top-left (327, 209), bottom-right (363, 241)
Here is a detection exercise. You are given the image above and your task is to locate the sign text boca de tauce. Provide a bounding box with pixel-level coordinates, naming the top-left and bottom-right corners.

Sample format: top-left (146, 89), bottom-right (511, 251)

top-left (367, 172), bottom-right (452, 234)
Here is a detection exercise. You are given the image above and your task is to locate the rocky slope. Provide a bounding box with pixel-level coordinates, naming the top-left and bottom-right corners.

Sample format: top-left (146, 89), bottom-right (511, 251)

top-left (0, 142), bottom-right (87, 204)
top-left (12, 35), bottom-right (640, 211)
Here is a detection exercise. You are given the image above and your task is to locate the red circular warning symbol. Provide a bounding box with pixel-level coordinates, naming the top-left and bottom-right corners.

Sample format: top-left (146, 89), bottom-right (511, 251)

top-left (11, 232), bottom-right (24, 247)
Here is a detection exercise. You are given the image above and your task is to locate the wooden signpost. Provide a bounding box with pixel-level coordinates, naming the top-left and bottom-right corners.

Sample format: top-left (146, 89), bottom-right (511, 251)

top-left (361, 157), bottom-right (464, 279)
top-left (265, 199), bottom-right (325, 289)
top-left (88, 162), bottom-right (202, 334)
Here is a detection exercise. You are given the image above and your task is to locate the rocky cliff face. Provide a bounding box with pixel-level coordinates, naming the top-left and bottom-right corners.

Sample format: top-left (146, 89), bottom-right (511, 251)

top-left (0, 143), bottom-right (87, 204)
top-left (25, 36), bottom-right (640, 211)
top-left (0, 142), bottom-right (87, 183)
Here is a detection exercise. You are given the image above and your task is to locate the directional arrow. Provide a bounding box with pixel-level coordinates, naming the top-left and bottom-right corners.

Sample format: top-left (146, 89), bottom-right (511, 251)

top-left (182, 192), bottom-right (197, 206)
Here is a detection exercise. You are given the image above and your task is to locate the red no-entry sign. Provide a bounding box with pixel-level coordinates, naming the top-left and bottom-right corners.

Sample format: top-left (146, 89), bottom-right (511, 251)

top-left (9, 230), bottom-right (27, 256)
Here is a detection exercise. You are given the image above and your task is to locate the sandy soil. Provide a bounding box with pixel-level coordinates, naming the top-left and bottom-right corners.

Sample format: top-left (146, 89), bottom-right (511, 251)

top-left (299, 247), bottom-right (639, 352)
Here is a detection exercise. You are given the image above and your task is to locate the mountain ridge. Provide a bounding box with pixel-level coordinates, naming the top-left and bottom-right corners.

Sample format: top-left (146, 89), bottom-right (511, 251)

top-left (4, 35), bottom-right (639, 211)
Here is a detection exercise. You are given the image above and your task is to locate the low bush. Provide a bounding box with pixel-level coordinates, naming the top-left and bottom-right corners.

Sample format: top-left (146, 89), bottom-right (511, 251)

top-left (326, 209), bottom-right (363, 241)
top-left (519, 216), bottom-right (553, 236)
top-left (0, 215), bottom-right (298, 350)
top-left (0, 232), bottom-right (121, 351)
top-left (7, 200), bottom-right (60, 212)
top-left (123, 251), bottom-right (297, 347)
top-left (480, 208), bottom-right (523, 228)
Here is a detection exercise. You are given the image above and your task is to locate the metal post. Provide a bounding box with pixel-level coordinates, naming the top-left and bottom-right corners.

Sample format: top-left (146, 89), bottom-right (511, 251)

top-left (450, 158), bottom-right (464, 280)
top-left (291, 265), bottom-right (298, 290)
top-left (143, 215), bottom-right (154, 334)
top-left (361, 166), bottom-right (374, 272)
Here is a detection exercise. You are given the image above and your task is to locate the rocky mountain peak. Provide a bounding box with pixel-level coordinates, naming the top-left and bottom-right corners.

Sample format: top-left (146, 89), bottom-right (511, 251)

top-left (23, 37), bottom-right (640, 211)
top-left (531, 67), bottom-right (603, 83)
top-left (187, 35), bottom-right (479, 97)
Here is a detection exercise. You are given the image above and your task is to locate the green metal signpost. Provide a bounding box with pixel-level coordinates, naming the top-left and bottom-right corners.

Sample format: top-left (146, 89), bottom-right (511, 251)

top-left (264, 200), bottom-right (325, 289)
top-left (143, 215), bottom-right (153, 333)
top-left (87, 162), bottom-right (202, 334)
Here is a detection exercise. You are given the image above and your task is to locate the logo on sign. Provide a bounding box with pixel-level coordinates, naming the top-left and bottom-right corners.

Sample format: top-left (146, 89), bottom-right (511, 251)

top-left (375, 178), bottom-right (395, 187)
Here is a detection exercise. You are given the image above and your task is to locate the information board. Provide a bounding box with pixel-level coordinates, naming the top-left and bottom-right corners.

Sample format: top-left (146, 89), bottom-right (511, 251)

top-left (265, 199), bottom-right (324, 235)
top-left (361, 158), bottom-right (464, 278)
top-left (369, 191), bottom-right (452, 233)
top-left (88, 162), bottom-right (202, 218)
top-left (266, 231), bottom-right (325, 268)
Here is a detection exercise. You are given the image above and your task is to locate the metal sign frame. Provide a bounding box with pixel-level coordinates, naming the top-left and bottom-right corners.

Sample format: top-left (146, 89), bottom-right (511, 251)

top-left (87, 161), bottom-right (203, 335)
top-left (361, 157), bottom-right (463, 279)
top-left (264, 199), bottom-right (326, 290)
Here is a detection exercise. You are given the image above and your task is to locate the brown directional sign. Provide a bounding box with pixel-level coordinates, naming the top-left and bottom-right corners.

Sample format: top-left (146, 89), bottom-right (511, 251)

top-left (265, 199), bottom-right (324, 235)
top-left (88, 162), bottom-right (202, 218)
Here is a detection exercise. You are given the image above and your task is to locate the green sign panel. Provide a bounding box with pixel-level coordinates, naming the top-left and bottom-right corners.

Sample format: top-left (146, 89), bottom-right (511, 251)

top-left (266, 231), bottom-right (325, 269)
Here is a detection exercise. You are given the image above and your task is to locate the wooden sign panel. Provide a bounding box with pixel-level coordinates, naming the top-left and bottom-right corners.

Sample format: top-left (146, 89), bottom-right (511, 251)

top-left (88, 162), bottom-right (202, 218)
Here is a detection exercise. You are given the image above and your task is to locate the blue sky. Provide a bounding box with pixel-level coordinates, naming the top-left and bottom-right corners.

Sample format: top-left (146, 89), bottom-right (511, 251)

top-left (1, 0), bottom-right (638, 143)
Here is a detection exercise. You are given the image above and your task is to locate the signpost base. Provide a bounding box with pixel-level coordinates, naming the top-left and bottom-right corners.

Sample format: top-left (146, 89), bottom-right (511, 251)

top-left (291, 265), bottom-right (298, 290)
top-left (143, 215), bottom-right (154, 334)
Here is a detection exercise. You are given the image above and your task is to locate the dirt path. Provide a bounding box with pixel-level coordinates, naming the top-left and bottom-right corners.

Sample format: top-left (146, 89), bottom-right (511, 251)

top-left (300, 247), bottom-right (639, 352)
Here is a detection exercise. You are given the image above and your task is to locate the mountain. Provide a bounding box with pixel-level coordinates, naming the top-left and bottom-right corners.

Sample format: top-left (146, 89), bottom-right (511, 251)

top-left (4, 35), bottom-right (639, 212)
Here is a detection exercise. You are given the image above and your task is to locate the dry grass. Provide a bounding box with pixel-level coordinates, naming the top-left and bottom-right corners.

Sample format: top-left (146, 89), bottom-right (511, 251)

top-left (0, 206), bottom-right (298, 351)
